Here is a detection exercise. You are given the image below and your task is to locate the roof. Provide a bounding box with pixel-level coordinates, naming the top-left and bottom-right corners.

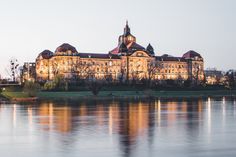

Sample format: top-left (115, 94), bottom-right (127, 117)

top-left (109, 47), bottom-right (119, 55)
top-left (155, 56), bottom-right (187, 62)
top-left (55, 43), bottom-right (78, 55)
top-left (79, 53), bottom-right (120, 59)
top-left (182, 50), bottom-right (202, 59)
top-left (119, 42), bottom-right (128, 52)
top-left (109, 42), bottom-right (145, 55)
top-left (37, 50), bottom-right (53, 59)
top-left (126, 42), bottom-right (145, 51)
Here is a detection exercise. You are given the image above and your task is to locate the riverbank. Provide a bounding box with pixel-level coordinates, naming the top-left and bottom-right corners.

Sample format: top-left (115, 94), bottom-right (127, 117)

top-left (1, 90), bottom-right (236, 102)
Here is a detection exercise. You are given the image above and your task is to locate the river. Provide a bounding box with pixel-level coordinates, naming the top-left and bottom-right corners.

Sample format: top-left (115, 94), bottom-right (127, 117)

top-left (0, 97), bottom-right (236, 157)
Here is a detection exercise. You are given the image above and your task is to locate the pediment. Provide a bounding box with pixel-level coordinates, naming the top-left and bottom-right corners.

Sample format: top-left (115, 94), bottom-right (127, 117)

top-left (131, 51), bottom-right (150, 57)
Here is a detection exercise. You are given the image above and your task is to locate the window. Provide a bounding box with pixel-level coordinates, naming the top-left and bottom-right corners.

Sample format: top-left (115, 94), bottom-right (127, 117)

top-left (137, 53), bottom-right (143, 57)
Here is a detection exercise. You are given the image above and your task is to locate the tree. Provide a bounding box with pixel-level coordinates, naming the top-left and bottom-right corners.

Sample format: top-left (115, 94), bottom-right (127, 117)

top-left (43, 75), bottom-right (66, 91)
top-left (52, 62), bottom-right (59, 77)
top-left (130, 70), bottom-right (140, 85)
top-left (87, 80), bottom-right (102, 96)
top-left (118, 66), bottom-right (126, 84)
top-left (5, 58), bottom-right (20, 82)
top-left (23, 81), bottom-right (41, 97)
top-left (176, 74), bottom-right (184, 87)
top-left (76, 60), bottom-right (94, 80)
top-left (192, 62), bottom-right (201, 86)
top-left (225, 70), bottom-right (235, 89)
top-left (147, 60), bottom-right (159, 86)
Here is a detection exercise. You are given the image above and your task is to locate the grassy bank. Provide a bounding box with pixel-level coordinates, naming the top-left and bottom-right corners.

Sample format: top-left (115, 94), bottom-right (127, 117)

top-left (1, 92), bottom-right (29, 99)
top-left (1, 90), bottom-right (236, 101)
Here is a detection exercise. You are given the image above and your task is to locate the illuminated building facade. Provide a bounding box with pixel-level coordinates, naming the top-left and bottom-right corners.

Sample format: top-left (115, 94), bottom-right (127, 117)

top-left (204, 68), bottom-right (224, 85)
top-left (21, 62), bottom-right (36, 82)
top-left (35, 22), bottom-right (204, 82)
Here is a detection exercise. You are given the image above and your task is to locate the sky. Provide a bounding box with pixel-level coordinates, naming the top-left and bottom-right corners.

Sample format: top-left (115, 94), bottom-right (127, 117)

top-left (0, 0), bottom-right (235, 78)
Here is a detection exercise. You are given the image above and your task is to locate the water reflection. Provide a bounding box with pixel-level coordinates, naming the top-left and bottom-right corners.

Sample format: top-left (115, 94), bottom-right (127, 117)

top-left (0, 97), bottom-right (236, 157)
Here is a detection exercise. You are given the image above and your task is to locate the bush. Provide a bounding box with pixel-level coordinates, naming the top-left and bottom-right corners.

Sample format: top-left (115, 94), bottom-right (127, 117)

top-left (88, 81), bottom-right (102, 96)
top-left (23, 81), bottom-right (41, 97)
top-left (44, 81), bottom-right (57, 91)
top-left (43, 75), bottom-right (66, 91)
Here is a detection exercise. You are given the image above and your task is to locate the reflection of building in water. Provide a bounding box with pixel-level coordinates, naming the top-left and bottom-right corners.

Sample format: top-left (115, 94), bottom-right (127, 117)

top-left (109, 104), bottom-right (120, 134)
top-left (185, 99), bottom-right (203, 129)
top-left (96, 105), bottom-right (106, 127)
top-left (54, 107), bottom-right (72, 133)
top-left (116, 101), bottom-right (153, 157)
top-left (37, 103), bottom-right (54, 131)
top-left (31, 100), bottom-right (205, 135)
top-left (37, 103), bottom-right (74, 133)
top-left (27, 99), bottom-right (205, 157)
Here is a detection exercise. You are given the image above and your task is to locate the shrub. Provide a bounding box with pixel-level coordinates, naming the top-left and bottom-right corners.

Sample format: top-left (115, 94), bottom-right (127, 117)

top-left (43, 75), bottom-right (66, 91)
top-left (43, 81), bottom-right (57, 91)
top-left (23, 81), bottom-right (41, 97)
top-left (88, 81), bottom-right (102, 96)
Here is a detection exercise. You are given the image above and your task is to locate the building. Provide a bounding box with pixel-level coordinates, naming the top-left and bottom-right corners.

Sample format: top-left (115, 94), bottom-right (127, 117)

top-left (226, 69), bottom-right (236, 78)
top-left (35, 22), bottom-right (204, 83)
top-left (204, 68), bottom-right (224, 85)
top-left (21, 62), bottom-right (36, 82)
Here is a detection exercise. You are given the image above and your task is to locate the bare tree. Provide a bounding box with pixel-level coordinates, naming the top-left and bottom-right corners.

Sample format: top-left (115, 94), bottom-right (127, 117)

top-left (192, 62), bottom-right (201, 86)
top-left (225, 70), bottom-right (235, 89)
top-left (76, 60), bottom-right (95, 81)
top-left (52, 61), bottom-right (59, 77)
top-left (147, 60), bottom-right (159, 86)
top-left (130, 70), bottom-right (140, 85)
top-left (6, 58), bottom-right (19, 82)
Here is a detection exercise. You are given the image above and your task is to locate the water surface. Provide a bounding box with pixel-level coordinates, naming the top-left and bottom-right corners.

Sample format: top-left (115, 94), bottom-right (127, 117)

top-left (1, 97), bottom-right (236, 157)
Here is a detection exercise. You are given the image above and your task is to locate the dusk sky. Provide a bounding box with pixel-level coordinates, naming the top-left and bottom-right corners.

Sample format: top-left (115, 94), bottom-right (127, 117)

top-left (0, 0), bottom-right (235, 78)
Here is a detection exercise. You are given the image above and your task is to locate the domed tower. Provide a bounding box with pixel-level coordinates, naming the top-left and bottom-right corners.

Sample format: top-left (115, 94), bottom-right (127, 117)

top-left (36, 50), bottom-right (54, 81)
top-left (183, 50), bottom-right (204, 82)
top-left (146, 43), bottom-right (155, 56)
top-left (182, 50), bottom-right (203, 60)
top-left (36, 50), bottom-right (53, 60)
top-left (118, 21), bottom-right (136, 45)
top-left (110, 21), bottom-right (146, 55)
top-left (54, 43), bottom-right (78, 56)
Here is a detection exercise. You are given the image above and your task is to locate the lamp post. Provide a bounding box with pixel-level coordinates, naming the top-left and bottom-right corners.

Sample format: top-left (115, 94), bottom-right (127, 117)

top-left (47, 59), bottom-right (50, 80)
top-left (126, 55), bottom-right (129, 83)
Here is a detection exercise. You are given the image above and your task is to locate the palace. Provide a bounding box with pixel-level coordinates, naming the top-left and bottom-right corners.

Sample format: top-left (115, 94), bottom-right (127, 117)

top-left (33, 22), bottom-right (204, 83)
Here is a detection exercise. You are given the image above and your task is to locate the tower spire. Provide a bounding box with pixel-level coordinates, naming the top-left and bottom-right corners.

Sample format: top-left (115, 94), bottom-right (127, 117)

top-left (124, 20), bottom-right (130, 35)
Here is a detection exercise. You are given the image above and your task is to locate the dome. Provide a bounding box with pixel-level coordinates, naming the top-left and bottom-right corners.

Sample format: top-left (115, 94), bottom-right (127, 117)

top-left (161, 54), bottom-right (174, 58)
top-left (182, 50), bottom-right (202, 59)
top-left (55, 43), bottom-right (78, 56)
top-left (37, 50), bottom-right (53, 60)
